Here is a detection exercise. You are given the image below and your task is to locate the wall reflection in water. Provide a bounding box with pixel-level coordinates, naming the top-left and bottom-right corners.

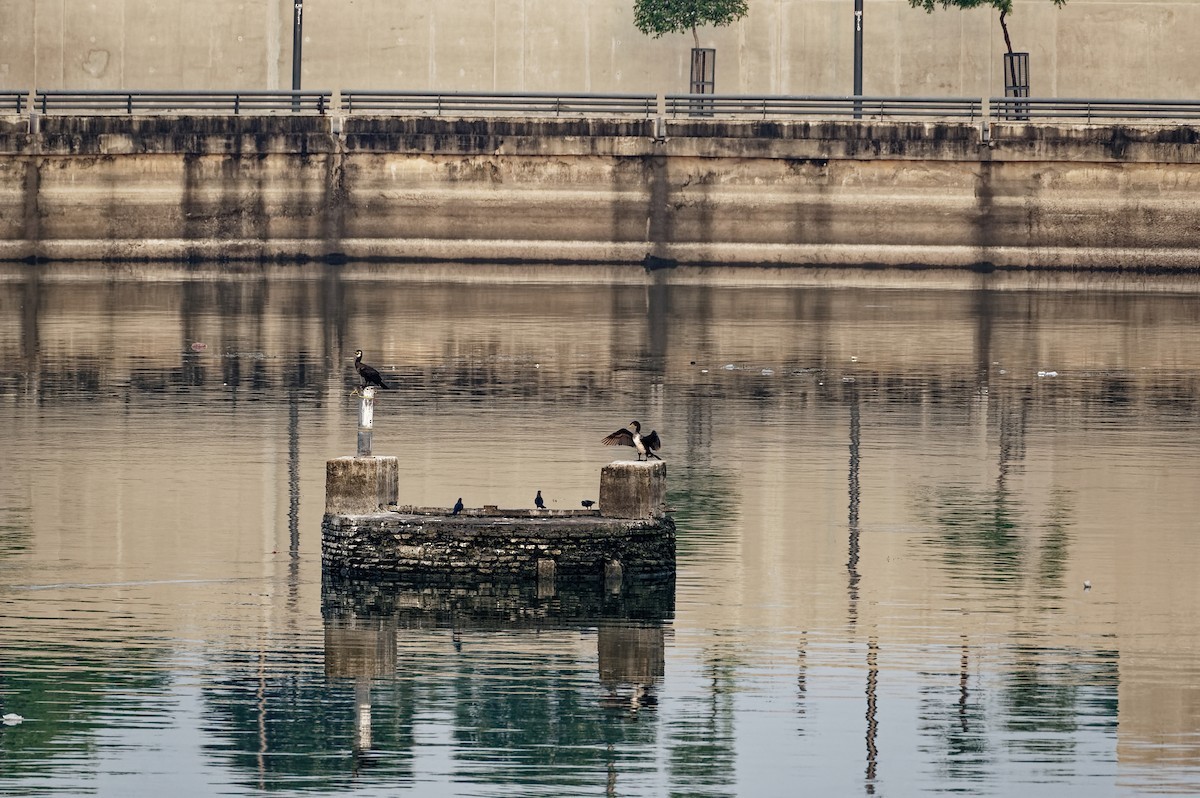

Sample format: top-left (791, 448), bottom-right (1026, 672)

top-left (1, 265), bottom-right (1199, 795)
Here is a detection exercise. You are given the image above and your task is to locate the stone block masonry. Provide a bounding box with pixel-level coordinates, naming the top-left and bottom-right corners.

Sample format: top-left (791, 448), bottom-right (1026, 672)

top-left (321, 512), bottom-right (676, 582)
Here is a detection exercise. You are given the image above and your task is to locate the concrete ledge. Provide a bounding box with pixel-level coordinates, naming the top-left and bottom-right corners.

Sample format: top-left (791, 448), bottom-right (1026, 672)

top-left (600, 460), bottom-right (667, 519)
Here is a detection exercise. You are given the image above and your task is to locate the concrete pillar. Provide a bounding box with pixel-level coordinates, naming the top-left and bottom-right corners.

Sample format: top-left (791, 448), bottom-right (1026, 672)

top-left (325, 456), bottom-right (399, 515)
top-left (599, 460), bottom-right (666, 519)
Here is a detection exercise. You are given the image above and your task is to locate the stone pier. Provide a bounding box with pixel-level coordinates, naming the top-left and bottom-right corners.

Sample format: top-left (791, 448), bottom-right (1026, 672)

top-left (321, 457), bottom-right (674, 584)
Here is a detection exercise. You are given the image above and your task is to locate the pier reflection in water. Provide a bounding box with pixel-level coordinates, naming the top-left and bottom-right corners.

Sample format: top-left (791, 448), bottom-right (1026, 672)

top-left (320, 574), bottom-right (673, 788)
top-left (0, 263), bottom-right (1198, 796)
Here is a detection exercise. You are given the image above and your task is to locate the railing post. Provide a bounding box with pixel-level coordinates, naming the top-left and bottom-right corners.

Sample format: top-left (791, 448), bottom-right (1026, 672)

top-left (126, 94), bottom-right (133, 114)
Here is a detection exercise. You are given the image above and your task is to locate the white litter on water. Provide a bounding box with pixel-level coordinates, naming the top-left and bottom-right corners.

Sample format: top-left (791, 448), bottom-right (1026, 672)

top-left (761, 368), bottom-right (774, 376)
top-left (1037, 370), bottom-right (1059, 377)
top-left (2, 713), bottom-right (23, 725)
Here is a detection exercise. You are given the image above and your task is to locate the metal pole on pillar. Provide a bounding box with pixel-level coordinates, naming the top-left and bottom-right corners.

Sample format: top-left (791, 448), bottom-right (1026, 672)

top-left (357, 386), bottom-right (375, 456)
top-left (291, 0), bottom-right (304, 111)
top-left (853, 0), bottom-right (864, 119)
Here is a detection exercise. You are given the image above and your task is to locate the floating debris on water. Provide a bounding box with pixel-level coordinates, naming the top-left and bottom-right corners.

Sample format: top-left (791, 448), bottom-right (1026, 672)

top-left (2, 713), bottom-right (23, 725)
top-left (189, 342), bottom-right (207, 352)
top-left (1038, 370), bottom-right (1059, 378)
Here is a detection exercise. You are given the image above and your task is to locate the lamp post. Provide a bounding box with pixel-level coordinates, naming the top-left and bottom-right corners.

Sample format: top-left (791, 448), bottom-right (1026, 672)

top-left (853, 0), bottom-right (863, 118)
top-left (291, 0), bottom-right (304, 92)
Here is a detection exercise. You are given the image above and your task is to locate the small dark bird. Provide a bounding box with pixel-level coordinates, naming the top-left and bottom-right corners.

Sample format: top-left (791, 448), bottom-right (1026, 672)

top-left (602, 420), bottom-right (662, 461)
top-left (535, 490), bottom-right (545, 509)
top-left (581, 500), bottom-right (595, 509)
top-left (452, 498), bottom-right (463, 515)
top-left (354, 349), bottom-right (390, 391)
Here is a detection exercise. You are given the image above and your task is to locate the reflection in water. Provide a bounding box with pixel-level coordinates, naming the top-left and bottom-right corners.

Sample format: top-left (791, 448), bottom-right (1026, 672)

top-left (287, 387), bottom-right (301, 609)
top-left (667, 641), bottom-right (739, 798)
top-left (319, 574), bottom-right (674, 790)
top-left (865, 637), bottom-right (879, 793)
top-left (1, 266), bottom-right (1199, 795)
top-left (847, 382), bottom-right (862, 627)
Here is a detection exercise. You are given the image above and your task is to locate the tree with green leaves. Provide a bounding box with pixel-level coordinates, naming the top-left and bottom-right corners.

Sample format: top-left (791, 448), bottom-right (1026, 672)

top-left (633, 0), bottom-right (750, 49)
top-left (908, 0), bottom-right (1066, 55)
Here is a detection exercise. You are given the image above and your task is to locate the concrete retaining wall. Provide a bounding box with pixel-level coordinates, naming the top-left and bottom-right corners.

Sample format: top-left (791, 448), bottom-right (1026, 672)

top-left (4, 114), bottom-right (1200, 269)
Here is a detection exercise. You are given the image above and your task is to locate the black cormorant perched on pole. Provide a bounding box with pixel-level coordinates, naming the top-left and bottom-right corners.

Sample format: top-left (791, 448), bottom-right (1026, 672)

top-left (452, 498), bottom-right (464, 515)
top-left (354, 350), bottom-right (390, 391)
top-left (535, 490), bottom-right (545, 509)
top-left (602, 420), bottom-right (662, 461)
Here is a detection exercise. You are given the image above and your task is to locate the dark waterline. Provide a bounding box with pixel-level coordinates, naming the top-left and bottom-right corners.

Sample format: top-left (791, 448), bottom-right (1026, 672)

top-left (1, 264), bottom-right (1198, 796)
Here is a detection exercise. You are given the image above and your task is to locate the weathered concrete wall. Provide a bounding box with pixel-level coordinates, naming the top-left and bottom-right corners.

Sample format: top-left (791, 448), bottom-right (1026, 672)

top-left (321, 512), bottom-right (677, 582)
top-left (3, 114), bottom-right (1200, 269)
top-left (0, 1), bottom-right (1194, 99)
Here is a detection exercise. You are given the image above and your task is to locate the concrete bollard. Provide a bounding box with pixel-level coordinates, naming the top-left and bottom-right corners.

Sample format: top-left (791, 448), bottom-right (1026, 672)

top-left (325, 456), bottom-right (399, 515)
top-left (599, 460), bottom-right (667, 519)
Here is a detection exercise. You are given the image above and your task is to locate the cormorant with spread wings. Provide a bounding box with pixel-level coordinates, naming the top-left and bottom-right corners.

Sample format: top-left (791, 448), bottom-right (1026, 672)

top-left (602, 420), bottom-right (662, 461)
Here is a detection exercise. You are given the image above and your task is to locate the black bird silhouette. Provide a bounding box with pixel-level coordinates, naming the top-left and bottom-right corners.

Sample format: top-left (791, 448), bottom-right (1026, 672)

top-left (535, 490), bottom-right (545, 509)
top-left (354, 349), bottom-right (390, 392)
top-left (581, 500), bottom-right (595, 509)
top-left (452, 498), bottom-right (464, 515)
top-left (602, 420), bottom-right (662, 461)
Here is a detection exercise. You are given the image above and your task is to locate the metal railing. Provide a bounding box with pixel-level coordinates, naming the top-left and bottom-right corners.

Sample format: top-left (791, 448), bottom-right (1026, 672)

top-left (34, 89), bottom-right (331, 115)
top-left (2, 91), bottom-right (26, 114)
top-left (990, 97), bottom-right (1200, 122)
top-left (9, 88), bottom-right (1200, 126)
top-left (342, 90), bottom-right (657, 117)
top-left (665, 94), bottom-right (985, 120)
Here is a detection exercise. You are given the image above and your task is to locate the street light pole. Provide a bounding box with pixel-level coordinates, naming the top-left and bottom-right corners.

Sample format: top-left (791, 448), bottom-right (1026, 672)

top-left (853, 0), bottom-right (863, 118)
top-left (291, 0), bottom-right (304, 92)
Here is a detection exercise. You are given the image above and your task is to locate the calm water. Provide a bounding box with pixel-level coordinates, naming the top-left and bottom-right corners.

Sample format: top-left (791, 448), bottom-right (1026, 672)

top-left (1, 264), bottom-right (1199, 797)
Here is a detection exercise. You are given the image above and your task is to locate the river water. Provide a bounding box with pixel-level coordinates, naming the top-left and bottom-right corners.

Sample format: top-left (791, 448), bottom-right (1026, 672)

top-left (1, 263), bottom-right (1198, 797)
